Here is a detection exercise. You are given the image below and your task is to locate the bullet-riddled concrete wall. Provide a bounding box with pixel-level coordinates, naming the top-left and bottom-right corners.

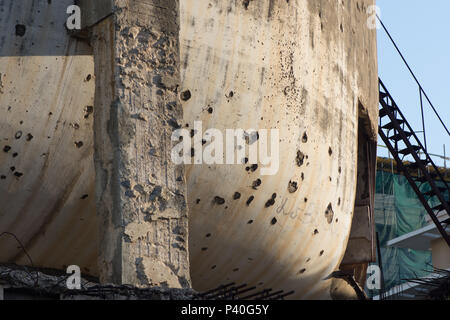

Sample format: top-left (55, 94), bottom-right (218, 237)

top-left (180, 0), bottom-right (378, 299)
top-left (0, 0), bottom-right (378, 299)
top-left (90, 1), bottom-right (191, 287)
top-left (0, 0), bottom-right (99, 275)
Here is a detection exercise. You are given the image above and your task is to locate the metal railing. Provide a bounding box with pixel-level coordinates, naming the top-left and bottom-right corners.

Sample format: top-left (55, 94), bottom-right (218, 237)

top-left (377, 15), bottom-right (450, 153)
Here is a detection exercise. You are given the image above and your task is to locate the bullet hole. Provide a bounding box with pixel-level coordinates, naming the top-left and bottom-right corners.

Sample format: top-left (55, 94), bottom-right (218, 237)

top-left (84, 106), bottom-right (93, 119)
top-left (152, 75), bottom-right (166, 90)
top-left (304, 197), bottom-right (308, 202)
top-left (180, 90), bottom-right (191, 101)
top-left (336, 218), bottom-right (339, 223)
top-left (202, 139), bottom-right (206, 145)
top-left (319, 250), bottom-right (324, 256)
top-left (233, 192), bottom-right (241, 200)
top-left (74, 141), bottom-right (83, 148)
top-left (26, 133), bottom-right (33, 141)
top-left (121, 180), bottom-right (131, 189)
top-left (298, 268), bottom-right (306, 274)
top-left (340, 23), bottom-right (344, 32)
top-left (302, 132), bottom-right (308, 143)
top-left (211, 265), bottom-right (216, 269)
top-left (85, 74), bottom-right (92, 81)
top-left (213, 196), bottom-right (225, 205)
top-left (338, 197), bottom-right (341, 206)
top-left (247, 219), bottom-right (254, 224)
top-left (246, 196), bottom-right (254, 206)
top-left (252, 178), bottom-right (262, 190)
top-left (301, 172), bottom-right (305, 181)
top-left (12, 152), bottom-right (18, 158)
top-left (228, 91), bottom-right (234, 98)
top-left (19, 121), bottom-right (23, 125)
top-left (314, 229), bottom-right (319, 235)
top-left (80, 194), bottom-right (88, 199)
top-left (328, 147), bottom-right (333, 156)
top-left (190, 129), bottom-right (195, 137)
top-left (243, 0), bottom-right (251, 10)
top-left (338, 166), bottom-right (342, 174)
top-left (15, 131), bottom-right (22, 139)
top-left (0, 175), bottom-right (5, 179)
top-left (166, 102), bottom-right (176, 111)
top-left (196, 198), bottom-right (201, 204)
top-left (288, 180), bottom-right (298, 193)
top-left (205, 233), bottom-right (211, 238)
top-left (15, 24), bottom-right (26, 37)
top-left (265, 193), bottom-right (276, 208)
top-left (271, 217), bottom-right (277, 225)
top-left (306, 258), bottom-right (311, 263)
top-left (3, 145), bottom-right (11, 153)
top-left (190, 148), bottom-right (195, 157)
top-left (167, 119), bottom-right (181, 129)
top-left (14, 172), bottom-right (23, 178)
top-left (296, 150), bottom-right (305, 167)
top-left (207, 107), bottom-right (213, 114)
top-left (10, 166), bottom-right (15, 172)
top-left (250, 164), bottom-right (258, 172)
top-left (201, 247), bottom-right (208, 251)
top-left (243, 157), bottom-right (249, 164)
top-left (325, 203), bottom-right (334, 224)
top-left (233, 268), bottom-right (239, 272)
top-left (149, 186), bottom-right (162, 201)
top-left (329, 176), bottom-right (332, 182)
top-left (48, 112), bottom-right (53, 116)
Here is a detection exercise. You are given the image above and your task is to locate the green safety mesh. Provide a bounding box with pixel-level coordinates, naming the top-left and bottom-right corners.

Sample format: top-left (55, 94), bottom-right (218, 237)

top-left (369, 167), bottom-right (449, 296)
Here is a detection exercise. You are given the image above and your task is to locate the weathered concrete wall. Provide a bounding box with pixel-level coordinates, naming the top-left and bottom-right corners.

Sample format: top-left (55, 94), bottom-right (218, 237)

top-left (180, 0), bottom-right (378, 299)
top-left (0, 0), bottom-right (379, 299)
top-left (0, 0), bottom-right (98, 276)
top-left (432, 237), bottom-right (450, 270)
top-left (91, 0), bottom-right (190, 287)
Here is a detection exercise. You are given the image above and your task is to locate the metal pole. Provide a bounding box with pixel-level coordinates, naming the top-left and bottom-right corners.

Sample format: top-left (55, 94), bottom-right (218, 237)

top-left (376, 232), bottom-right (386, 300)
top-left (444, 144), bottom-right (446, 170)
top-left (444, 144), bottom-right (447, 178)
top-left (419, 88), bottom-right (427, 152)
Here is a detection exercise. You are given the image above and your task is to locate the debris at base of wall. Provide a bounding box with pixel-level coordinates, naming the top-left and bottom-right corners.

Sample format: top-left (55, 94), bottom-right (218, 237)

top-left (0, 264), bottom-right (198, 300)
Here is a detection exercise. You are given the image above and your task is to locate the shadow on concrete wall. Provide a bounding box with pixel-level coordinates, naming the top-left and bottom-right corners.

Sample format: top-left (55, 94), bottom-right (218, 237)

top-left (0, 0), bottom-right (91, 56)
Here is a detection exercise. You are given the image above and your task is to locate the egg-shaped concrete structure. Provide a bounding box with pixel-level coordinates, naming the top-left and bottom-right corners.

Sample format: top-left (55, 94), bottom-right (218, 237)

top-left (180, 0), bottom-right (378, 299)
top-left (0, 0), bottom-right (378, 299)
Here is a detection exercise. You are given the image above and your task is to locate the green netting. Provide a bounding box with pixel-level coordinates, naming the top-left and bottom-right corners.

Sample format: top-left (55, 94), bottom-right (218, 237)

top-left (371, 168), bottom-right (441, 294)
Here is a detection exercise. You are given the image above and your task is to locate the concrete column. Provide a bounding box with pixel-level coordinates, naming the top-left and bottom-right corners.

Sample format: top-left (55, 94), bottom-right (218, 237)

top-left (90, 0), bottom-right (190, 288)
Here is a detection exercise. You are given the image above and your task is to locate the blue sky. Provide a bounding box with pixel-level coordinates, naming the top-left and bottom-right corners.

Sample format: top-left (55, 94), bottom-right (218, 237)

top-left (376, 0), bottom-right (450, 167)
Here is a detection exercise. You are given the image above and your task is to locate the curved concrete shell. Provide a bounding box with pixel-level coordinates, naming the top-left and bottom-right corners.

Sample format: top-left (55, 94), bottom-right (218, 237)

top-left (0, 0), bottom-right (98, 275)
top-left (180, 1), bottom-right (378, 299)
top-left (0, 0), bottom-right (378, 299)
